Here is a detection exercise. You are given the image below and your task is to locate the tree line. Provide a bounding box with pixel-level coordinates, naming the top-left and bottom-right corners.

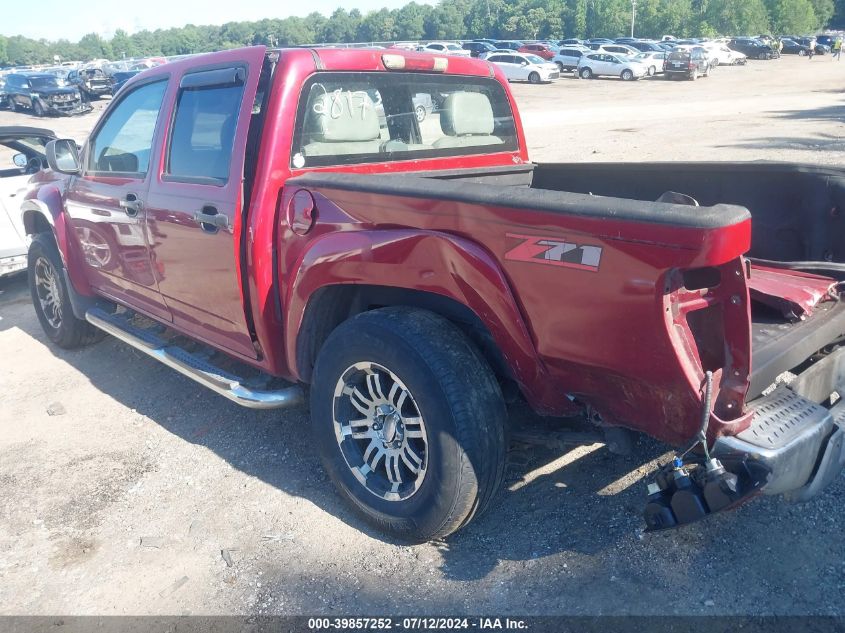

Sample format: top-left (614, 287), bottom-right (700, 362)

top-left (2, 0), bottom-right (843, 66)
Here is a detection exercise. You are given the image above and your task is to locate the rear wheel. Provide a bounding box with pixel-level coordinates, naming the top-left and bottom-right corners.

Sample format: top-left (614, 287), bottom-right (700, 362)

top-left (28, 233), bottom-right (104, 349)
top-left (799, 49), bottom-right (807, 56)
top-left (414, 104), bottom-right (426, 122)
top-left (528, 71), bottom-right (541, 84)
top-left (579, 67), bottom-right (592, 79)
top-left (690, 68), bottom-right (698, 81)
top-left (310, 308), bottom-right (507, 542)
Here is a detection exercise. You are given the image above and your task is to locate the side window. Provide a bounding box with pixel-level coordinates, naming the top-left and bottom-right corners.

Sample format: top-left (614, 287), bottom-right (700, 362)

top-left (165, 74), bottom-right (245, 183)
top-left (89, 79), bottom-right (167, 175)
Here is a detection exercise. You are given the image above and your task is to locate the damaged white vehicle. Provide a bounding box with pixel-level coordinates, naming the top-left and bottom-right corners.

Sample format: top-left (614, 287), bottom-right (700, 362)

top-left (0, 126), bottom-right (55, 277)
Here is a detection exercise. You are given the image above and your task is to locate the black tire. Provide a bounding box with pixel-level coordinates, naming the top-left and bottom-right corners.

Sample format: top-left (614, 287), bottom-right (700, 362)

top-left (528, 71), bottom-right (541, 84)
top-left (414, 105), bottom-right (426, 122)
top-left (555, 61), bottom-right (564, 72)
top-left (689, 68), bottom-right (698, 81)
top-left (621, 69), bottom-right (634, 81)
top-left (28, 233), bottom-right (104, 349)
top-left (579, 67), bottom-right (592, 79)
top-left (798, 49), bottom-right (807, 56)
top-left (33, 100), bottom-right (45, 117)
top-left (310, 307), bottom-right (507, 542)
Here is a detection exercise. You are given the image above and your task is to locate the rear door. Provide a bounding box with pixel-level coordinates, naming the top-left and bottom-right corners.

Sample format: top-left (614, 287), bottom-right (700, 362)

top-left (65, 77), bottom-right (170, 319)
top-left (143, 47), bottom-right (265, 358)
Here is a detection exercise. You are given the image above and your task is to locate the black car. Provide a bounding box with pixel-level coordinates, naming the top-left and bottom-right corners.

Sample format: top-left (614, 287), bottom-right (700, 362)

top-left (68, 67), bottom-right (113, 100)
top-left (780, 38), bottom-right (812, 55)
top-left (663, 49), bottom-right (710, 80)
top-left (491, 40), bottom-right (523, 50)
top-left (728, 38), bottom-right (774, 59)
top-left (462, 42), bottom-right (497, 57)
top-left (628, 41), bottom-right (664, 52)
top-left (817, 34), bottom-right (836, 47)
top-left (110, 70), bottom-right (141, 94)
top-left (4, 73), bottom-right (92, 117)
top-left (796, 37), bottom-right (829, 54)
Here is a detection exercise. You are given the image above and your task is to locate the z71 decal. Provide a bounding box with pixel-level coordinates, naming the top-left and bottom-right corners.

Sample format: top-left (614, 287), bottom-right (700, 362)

top-left (504, 233), bottom-right (603, 272)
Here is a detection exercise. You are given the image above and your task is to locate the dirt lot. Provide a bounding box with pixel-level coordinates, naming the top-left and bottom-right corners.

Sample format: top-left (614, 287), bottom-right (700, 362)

top-left (1, 55), bottom-right (844, 617)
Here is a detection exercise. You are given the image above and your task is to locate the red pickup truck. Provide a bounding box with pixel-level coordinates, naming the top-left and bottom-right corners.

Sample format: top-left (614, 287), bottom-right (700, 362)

top-left (21, 45), bottom-right (845, 541)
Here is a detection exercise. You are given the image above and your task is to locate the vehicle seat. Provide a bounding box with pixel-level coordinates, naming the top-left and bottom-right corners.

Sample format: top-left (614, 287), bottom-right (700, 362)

top-left (303, 91), bottom-right (383, 157)
top-left (433, 92), bottom-right (502, 149)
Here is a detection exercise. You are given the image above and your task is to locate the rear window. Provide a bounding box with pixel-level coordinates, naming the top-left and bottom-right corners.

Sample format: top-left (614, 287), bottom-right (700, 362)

top-left (291, 72), bottom-right (518, 169)
top-left (668, 51), bottom-right (690, 61)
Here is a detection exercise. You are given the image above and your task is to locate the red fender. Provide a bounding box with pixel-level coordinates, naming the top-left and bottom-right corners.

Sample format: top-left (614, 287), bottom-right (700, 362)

top-left (21, 184), bottom-right (94, 297)
top-left (284, 229), bottom-right (578, 415)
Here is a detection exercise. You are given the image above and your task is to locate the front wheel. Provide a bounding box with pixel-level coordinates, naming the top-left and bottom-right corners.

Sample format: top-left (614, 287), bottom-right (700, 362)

top-left (528, 71), bottom-right (541, 84)
top-left (28, 233), bottom-right (104, 349)
top-left (414, 104), bottom-right (426, 122)
top-left (621, 69), bottom-right (634, 81)
top-left (799, 50), bottom-right (807, 56)
top-left (33, 100), bottom-right (45, 117)
top-left (310, 308), bottom-right (507, 542)
top-left (579, 67), bottom-right (592, 79)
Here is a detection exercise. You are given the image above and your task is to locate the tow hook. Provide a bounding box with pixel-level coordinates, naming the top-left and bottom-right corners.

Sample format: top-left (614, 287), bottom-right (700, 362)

top-left (643, 371), bottom-right (769, 531)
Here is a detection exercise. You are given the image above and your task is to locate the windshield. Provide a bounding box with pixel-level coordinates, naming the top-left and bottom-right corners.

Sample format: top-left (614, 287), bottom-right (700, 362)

top-left (29, 76), bottom-right (60, 89)
top-left (292, 72), bottom-right (518, 169)
top-left (445, 44), bottom-right (461, 50)
top-left (524, 54), bottom-right (546, 64)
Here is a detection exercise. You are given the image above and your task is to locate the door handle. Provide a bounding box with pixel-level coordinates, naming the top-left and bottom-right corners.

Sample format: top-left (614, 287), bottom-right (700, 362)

top-left (119, 194), bottom-right (142, 217)
top-left (194, 206), bottom-right (229, 233)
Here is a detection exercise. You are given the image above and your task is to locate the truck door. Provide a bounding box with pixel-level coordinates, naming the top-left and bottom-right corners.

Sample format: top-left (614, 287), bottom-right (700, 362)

top-left (143, 47), bottom-right (265, 359)
top-left (65, 77), bottom-right (171, 320)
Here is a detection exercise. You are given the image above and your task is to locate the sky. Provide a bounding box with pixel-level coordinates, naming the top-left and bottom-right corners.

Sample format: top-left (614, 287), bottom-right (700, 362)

top-left (2, 0), bottom-right (434, 42)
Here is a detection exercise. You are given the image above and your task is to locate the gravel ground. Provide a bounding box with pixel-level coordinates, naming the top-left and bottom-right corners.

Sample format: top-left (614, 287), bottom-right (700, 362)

top-left (1, 54), bottom-right (844, 617)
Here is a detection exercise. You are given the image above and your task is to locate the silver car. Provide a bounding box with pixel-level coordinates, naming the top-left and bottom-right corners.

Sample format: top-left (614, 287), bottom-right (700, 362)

top-left (577, 53), bottom-right (649, 80)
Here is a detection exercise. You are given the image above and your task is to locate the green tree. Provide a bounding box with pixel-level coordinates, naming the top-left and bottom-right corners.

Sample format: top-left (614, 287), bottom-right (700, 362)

top-left (703, 0), bottom-right (770, 35)
top-left (395, 3), bottom-right (430, 39)
top-left (767, 0), bottom-right (818, 31)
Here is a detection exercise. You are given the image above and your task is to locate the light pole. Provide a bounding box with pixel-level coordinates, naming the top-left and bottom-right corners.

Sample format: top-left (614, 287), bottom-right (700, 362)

top-left (630, 0), bottom-right (637, 38)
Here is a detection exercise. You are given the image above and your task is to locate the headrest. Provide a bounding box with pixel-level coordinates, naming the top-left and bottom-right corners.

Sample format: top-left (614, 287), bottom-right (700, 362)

top-left (440, 92), bottom-right (495, 136)
top-left (307, 90), bottom-right (380, 143)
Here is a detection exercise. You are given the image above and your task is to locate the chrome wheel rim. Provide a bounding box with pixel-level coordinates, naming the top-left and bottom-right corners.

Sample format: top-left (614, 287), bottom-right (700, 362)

top-left (333, 362), bottom-right (428, 501)
top-left (77, 226), bottom-right (112, 268)
top-left (34, 256), bottom-right (62, 328)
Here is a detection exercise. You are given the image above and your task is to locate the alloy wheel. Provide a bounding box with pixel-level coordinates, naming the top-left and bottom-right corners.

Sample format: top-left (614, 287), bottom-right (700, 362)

top-left (34, 256), bottom-right (62, 329)
top-left (332, 362), bottom-right (428, 501)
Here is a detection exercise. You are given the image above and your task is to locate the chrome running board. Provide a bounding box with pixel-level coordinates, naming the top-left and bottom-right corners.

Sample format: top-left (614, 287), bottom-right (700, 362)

top-left (85, 307), bottom-right (304, 410)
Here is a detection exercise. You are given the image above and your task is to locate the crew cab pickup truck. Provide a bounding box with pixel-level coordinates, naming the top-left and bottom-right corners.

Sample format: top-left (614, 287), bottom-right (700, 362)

top-left (22, 45), bottom-right (845, 541)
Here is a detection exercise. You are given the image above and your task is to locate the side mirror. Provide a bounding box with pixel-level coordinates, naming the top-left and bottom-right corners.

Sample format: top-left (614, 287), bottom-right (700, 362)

top-left (521, 61), bottom-right (529, 66)
top-left (12, 153), bottom-right (27, 168)
top-left (46, 138), bottom-right (81, 175)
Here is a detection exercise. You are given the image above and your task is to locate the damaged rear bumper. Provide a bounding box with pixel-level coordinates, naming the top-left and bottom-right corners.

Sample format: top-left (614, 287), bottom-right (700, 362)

top-left (713, 346), bottom-right (845, 501)
top-left (645, 347), bottom-right (845, 531)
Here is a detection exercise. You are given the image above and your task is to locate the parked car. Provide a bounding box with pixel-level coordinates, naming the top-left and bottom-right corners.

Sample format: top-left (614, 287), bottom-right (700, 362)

top-left (577, 52), bottom-right (649, 80)
top-left (110, 70), bottom-right (142, 94)
top-left (421, 42), bottom-right (471, 56)
top-left (24, 45), bottom-right (845, 543)
top-left (728, 38), bottom-right (774, 59)
top-left (628, 41), bottom-right (665, 52)
top-left (663, 48), bottom-right (711, 80)
top-left (491, 40), bottom-right (524, 50)
top-left (0, 126), bottom-right (56, 277)
top-left (4, 73), bottom-right (92, 116)
top-left (68, 67), bottom-right (114, 99)
top-left (816, 34), bottom-right (836, 47)
top-left (0, 76), bottom-right (8, 110)
top-left (486, 52), bottom-right (559, 83)
top-left (796, 36), bottom-right (828, 54)
top-left (517, 43), bottom-right (556, 60)
top-left (557, 38), bottom-right (584, 46)
top-left (479, 49), bottom-right (519, 60)
top-left (462, 42), bottom-right (497, 58)
top-left (705, 44), bottom-right (747, 65)
top-left (780, 38), bottom-right (813, 56)
top-left (632, 51), bottom-right (667, 75)
top-left (597, 44), bottom-right (640, 56)
top-left (551, 47), bottom-right (588, 72)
